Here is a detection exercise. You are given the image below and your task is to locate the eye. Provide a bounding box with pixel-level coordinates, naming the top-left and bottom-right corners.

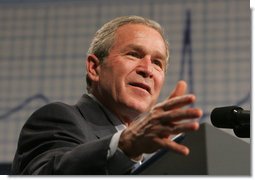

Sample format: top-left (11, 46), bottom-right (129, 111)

top-left (127, 51), bottom-right (142, 59)
top-left (152, 59), bottom-right (163, 69)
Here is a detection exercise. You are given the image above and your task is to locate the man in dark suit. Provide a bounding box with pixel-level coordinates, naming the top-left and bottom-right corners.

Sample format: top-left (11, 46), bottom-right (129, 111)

top-left (11, 16), bottom-right (203, 175)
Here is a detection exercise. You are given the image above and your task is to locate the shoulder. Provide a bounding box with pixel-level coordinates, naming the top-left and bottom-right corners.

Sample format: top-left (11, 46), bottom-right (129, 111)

top-left (32, 102), bottom-right (78, 117)
top-left (19, 101), bottom-right (88, 147)
top-left (26, 102), bottom-right (83, 128)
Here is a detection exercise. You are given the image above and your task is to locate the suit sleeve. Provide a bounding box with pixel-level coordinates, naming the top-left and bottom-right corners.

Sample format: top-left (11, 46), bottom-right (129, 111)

top-left (11, 103), bottom-right (134, 175)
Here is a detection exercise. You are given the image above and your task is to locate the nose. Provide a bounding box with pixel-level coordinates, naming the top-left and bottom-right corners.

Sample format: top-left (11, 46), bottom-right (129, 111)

top-left (136, 55), bottom-right (153, 78)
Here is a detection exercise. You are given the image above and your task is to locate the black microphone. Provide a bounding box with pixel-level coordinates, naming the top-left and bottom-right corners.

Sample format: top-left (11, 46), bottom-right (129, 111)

top-left (210, 106), bottom-right (250, 138)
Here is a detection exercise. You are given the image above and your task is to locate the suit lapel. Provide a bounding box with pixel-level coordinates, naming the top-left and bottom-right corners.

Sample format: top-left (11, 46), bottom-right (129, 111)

top-left (76, 94), bottom-right (117, 139)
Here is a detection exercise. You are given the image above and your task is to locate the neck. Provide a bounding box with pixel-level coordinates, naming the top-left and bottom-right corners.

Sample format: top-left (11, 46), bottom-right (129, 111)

top-left (91, 91), bottom-right (141, 126)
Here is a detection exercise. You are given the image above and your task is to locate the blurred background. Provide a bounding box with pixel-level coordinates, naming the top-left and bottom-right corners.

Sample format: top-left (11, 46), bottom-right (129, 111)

top-left (0, 0), bottom-right (250, 174)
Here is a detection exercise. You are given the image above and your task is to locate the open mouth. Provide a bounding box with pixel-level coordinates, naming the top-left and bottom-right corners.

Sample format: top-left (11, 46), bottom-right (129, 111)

top-left (129, 82), bottom-right (151, 94)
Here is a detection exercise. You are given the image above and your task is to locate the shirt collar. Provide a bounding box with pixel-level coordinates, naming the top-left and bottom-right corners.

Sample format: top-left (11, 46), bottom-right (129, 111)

top-left (88, 93), bottom-right (126, 131)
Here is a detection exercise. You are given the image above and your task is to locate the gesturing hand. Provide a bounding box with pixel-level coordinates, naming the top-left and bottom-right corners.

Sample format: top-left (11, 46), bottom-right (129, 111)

top-left (118, 80), bottom-right (203, 159)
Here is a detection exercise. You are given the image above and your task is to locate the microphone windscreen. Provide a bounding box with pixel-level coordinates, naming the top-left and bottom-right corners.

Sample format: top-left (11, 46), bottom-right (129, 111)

top-left (210, 106), bottom-right (243, 128)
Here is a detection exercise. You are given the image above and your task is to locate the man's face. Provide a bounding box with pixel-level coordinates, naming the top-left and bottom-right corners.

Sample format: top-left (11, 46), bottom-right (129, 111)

top-left (95, 24), bottom-right (167, 120)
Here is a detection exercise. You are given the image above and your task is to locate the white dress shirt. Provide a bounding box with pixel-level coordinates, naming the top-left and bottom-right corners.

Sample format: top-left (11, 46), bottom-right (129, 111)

top-left (88, 94), bottom-right (143, 165)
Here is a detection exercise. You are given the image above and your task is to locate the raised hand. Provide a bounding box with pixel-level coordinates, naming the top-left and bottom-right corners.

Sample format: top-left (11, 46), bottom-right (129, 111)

top-left (118, 80), bottom-right (203, 159)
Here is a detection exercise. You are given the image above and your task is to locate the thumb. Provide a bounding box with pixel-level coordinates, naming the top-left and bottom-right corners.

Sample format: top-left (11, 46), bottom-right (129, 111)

top-left (168, 80), bottom-right (187, 99)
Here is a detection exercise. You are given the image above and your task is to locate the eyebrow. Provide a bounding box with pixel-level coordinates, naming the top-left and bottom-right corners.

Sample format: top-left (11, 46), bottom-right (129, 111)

top-left (124, 44), bottom-right (167, 60)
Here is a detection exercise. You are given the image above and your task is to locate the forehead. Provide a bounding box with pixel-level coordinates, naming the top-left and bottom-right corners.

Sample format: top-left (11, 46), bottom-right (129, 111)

top-left (115, 23), bottom-right (163, 43)
top-left (113, 24), bottom-right (167, 58)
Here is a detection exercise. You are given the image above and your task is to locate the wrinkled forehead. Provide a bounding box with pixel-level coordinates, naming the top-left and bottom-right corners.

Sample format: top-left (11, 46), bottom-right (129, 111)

top-left (113, 24), bottom-right (169, 66)
top-left (120, 23), bottom-right (168, 59)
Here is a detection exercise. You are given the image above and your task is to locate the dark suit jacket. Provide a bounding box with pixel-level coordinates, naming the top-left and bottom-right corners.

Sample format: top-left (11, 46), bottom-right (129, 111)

top-left (11, 94), bottom-right (135, 175)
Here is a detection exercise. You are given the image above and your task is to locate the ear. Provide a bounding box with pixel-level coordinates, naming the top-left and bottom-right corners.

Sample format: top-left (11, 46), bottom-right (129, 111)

top-left (86, 54), bottom-right (101, 83)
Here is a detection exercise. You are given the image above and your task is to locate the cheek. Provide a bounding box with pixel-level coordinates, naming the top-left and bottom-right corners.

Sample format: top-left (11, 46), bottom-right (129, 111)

top-left (154, 75), bottom-right (165, 95)
top-left (99, 63), bottom-right (127, 94)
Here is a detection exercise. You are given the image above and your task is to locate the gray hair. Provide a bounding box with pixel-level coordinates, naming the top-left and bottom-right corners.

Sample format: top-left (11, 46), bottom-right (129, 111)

top-left (86, 15), bottom-right (170, 92)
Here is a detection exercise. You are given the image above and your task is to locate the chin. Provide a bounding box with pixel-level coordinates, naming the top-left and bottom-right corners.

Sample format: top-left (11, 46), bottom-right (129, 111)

top-left (119, 100), bottom-right (153, 121)
top-left (120, 92), bottom-right (156, 115)
top-left (127, 99), bottom-right (152, 114)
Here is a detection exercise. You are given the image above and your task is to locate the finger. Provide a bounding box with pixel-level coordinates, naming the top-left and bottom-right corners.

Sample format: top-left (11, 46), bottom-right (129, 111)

top-left (159, 108), bottom-right (203, 125)
top-left (165, 140), bottom-right (190, 156)
top-left (162, 94), bottom-right (196, 111)
top-left (168, 80), bottom-right (187, 99)
top-left (168, 121), bottom-right (200, 134)
top-left (155, 121), bottom-right (200, 138)
top-left (154, 94), bottom-right (195, 112)
top-left (154, 138), bottom-right (190, 156)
